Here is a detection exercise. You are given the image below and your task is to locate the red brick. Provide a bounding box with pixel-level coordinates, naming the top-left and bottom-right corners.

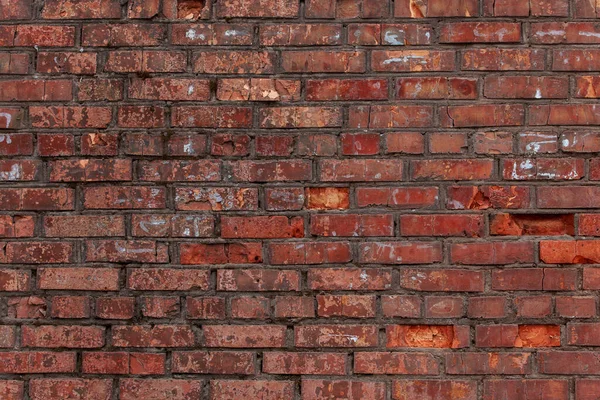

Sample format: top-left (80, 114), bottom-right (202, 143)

top-left (138, 160), bottom-right (220, 182)
top-left (296, 325), bottom-right (379, 347)
top-left (359, 241), bottom-right (442, 264)
top-left (180, 242), bottom-right (261, 264)
top-left (303, 380), bottom-right (385, 400)
top-left (22, 325), bottom-right (104, 348)
top-left (231, 296), bottom-right (269, 319)
top-left (86, 240), bottom-right (168, 263)
top-left (83, 186), bottom-right (166, 209)
top-left (440, 22), bottom-right (521, 43)
top-left (30, 379), bottom-right (112, 400)
top-left (261, 24), bottom-right (341, 45)
top-left (412, 159), bottom-right (493, 180)
top-left (401, 214), bottom-right (483, 237)
top-left (83, 24), bottom-right (165, 46)
top-left (38, 268), bottom-right (119, 291)
top-left (8, 296), bottom-right (46, 318)
top-left (307, 79), bottom-right (388, 101)
top-left (143, 297), bottom-right (180, 318)
top-left (30, 106), bottom-right (111, 128)
top-left (119, 379), bottom-right (201, 400)
top-left (395, 0), bottom-right (478, 17)
top-left (112, 325), bottom-right (194, 347)
top-left (451, 242), bottom-right (534, 264)
top-left (221, 216), bottom-right (303, 238)
top-left (49, 159), bottom-right (131, 182)
top-left (217, 78), bottom-right (301, 101)
top-left (400, 269), bottom-right (484, 292)
top-left (348, 23), bottom-right (433, 46)
top-left (270, 240), bottom-right (350, 265)
top-left (393, 380), bottom-right (477, 400)
top-left (476, 325), bottom-right (560, 348)
top-left (0, 53), bottom-right (29, 74)
top-left (311, 214), bottom-right (393, 237)
top-left (172, 351), bottom-right (254, 374)
top-left (186, 297), bottom-right (225, 319)
top-left (385, 132), bottom-right (425, 154)
top-left (175, 187), bottom-right (257, 211)
top-left (354, 352), bottom-right (438, 375)
top-left (462, 49), bottom-right (545, 70)
top-left (483, 380), bottom-right (568, 400)
top-left (382, 295), bottom-right (421, 318)
top-left (538, 186), bottom-right (600, 208)
top-left (172, 106), bottom-right (252, 128)
top-left (13, 25), bottom-right (75, 47)
top-left (468, 297), bottom-right (506, 319)
top-left (0, 352), bottom-right (76, 373)
top-left (490, 213), bottom-right (574, 236)
top-left (0, 215), bottom-right (34, 237)
top-left (357, 187), bottom-right (438, 208)
top-left (132, 214), bottom-right (214, 238)
top-left (78, 78), bottom-right (123, 101)
top-left (429, 132), bottom-right (467, 154)
top-left (0, 79), bottom-right (72, 101)
top-left (42, 0), bottom-right (120, 18)
top-left (0, 269), bottom-right (30, 292)
top-left (309, 268), bottom-right (392, 291)
top-left (83, 352), bottom-right (164, 375)
top-left (317, 295), bottom-right (376, 318)
top-left (51, 296), bottom-right (89, 319)
top-left (493, 270), bottom-right (544, 291)
top-left (1, 241), bottom-right (72, 264)
top-left (556, 296), bottom-right (596, 318)
top-left (44, 215), bottom-right (124, 237)
top-left (541, 240), bottom-right (600, 264)
top-left (372, 50), bottom-right (455, 72)
top-left (217, 269), bottom-right (300, 291)
top-left (129, 78), bottom-right (210, 101)
top-left (0, 133), bottom-right (32, 156)
top-left (211, 380), bottom-right (294, 400)
top-left (319, 159), bottom-right (404, 181)
top-left (274, 296), bottom-right (315, 318)
top-left (263, 352), bottom-right (346, 375)
top-left (423, 293), bottom-right (467, 320)
top-left (96, 297), bottom-right (135, 320)
top-left (217, 0), bottom-right (298, 17)
top-left (397, 77), bottom-right (477, 99)
top-left (37, 52), bottom-right (96, 75)
top-left (128, 268), bottom-right (209, 291)
top-left (0, 160), bottom-right (39, 181)
top-left (446, 352), bottom-right (532, 375)
top-left (538, 352), bottom-right (600, 374)
top-left (171, 24), bottom-right (252, 45)
top-left (127, 0), bottom-right (159, 18)
top-left (387, 325), bottom-right (469, 348)
top-left (349, 105), bottom-right (433, 128)
top-left (265, 187), bottom-right (305, 211)
top-left (281, 51), bottom-right (365, 73)
top-left (0, 380), bottom-right (23, 400)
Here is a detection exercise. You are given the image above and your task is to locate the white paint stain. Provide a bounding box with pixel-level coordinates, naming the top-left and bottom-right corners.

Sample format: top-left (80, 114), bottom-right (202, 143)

top-left (186, 29), bottom-right (205, 40)
top-left (0, 112), bottom-right (12, 129)
top-left (0, 164), bottom-right (22, 181)
top-left (384, 30), bottom-right (404, 45)
top-left (382, 55), bottom-right (426, 65)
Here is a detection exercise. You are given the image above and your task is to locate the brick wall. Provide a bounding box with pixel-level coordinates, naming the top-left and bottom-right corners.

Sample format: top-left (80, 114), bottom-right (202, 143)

top-left (0, 0), bottom-right (599, 398)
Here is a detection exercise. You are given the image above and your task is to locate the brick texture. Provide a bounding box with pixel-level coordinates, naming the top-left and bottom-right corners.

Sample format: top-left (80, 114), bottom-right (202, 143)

top-left (0, 0), bottom-right (596, 398)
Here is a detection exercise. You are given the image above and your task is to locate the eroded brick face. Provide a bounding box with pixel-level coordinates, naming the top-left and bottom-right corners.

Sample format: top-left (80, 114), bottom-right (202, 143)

top-left (0, 0), bottom-right (595, 398)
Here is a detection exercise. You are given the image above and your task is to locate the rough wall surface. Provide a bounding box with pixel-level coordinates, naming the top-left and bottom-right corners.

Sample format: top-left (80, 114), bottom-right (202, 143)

top-left (1, 0), bottom-right (600, 398)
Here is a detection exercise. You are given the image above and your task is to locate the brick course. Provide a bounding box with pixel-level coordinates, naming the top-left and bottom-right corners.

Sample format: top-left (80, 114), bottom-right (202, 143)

top-left (0, 0), bottom-right (597, 398)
